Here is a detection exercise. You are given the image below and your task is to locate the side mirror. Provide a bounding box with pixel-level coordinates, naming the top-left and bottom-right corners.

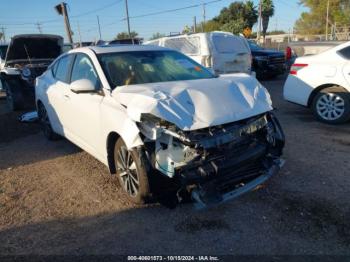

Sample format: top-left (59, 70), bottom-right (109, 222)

top-left (70, 79), bottom-right (97, 94)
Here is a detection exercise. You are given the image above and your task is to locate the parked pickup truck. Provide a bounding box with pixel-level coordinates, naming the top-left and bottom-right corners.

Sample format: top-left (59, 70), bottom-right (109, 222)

top-left (248, 40), bottom-right (286, 79)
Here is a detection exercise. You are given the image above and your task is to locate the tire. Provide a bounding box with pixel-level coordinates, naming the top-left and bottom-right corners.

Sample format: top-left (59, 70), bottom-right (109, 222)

top-left (114, 138), bottom-right (151, 204)
top-left (312, 86), bottom-right (350, 124)
top-left (3, 79), bottom-right (24, 111)
top-left (37, 103), bottom-right (60, 140)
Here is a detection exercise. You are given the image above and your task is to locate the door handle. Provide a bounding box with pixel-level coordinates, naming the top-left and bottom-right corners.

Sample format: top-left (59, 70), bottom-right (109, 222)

top-left (63, 94), bottom-right (70, 100)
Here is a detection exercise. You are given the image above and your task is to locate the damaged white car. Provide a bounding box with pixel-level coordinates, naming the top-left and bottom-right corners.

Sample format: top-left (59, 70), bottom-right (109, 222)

top-left (35, 45), bottom-right (285, 207)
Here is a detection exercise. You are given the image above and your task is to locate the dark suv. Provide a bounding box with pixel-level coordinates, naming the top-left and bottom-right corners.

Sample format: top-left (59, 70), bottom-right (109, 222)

top-left (249, 41), bottom-right (286, 79)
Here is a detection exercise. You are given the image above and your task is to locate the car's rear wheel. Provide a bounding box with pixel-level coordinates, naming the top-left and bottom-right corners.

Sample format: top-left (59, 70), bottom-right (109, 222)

top-left (114, 138), bottom-right (151, 204)
top-left (312, 86), bottom-right (350, 124)
top-left (37, 103), bottom-right (60, 140)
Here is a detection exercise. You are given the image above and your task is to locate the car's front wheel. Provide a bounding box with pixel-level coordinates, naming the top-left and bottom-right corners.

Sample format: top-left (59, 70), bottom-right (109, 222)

top-left (312, 86), bottom-right (350, 124)
top-left (114, 138), bottom-right (151, 204)
top-left (37, 103), bottom-right (60, 140)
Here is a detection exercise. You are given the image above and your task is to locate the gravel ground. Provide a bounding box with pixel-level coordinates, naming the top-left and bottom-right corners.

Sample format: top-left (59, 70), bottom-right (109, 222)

top-left (0, 77), bottom-right (350, 256)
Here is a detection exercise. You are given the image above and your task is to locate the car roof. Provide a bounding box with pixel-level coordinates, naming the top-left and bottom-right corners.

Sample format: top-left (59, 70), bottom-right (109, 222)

top-left (71, 44), bottom-right (172, 54)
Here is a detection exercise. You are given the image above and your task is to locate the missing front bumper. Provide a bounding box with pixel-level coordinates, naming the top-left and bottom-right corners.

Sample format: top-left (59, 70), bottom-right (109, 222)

top-left (191, 158), bottom-right (285, 209)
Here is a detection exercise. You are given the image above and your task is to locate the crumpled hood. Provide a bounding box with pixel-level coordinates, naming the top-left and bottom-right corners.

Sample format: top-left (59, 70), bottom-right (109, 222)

top-left (112, 73), bottom-right (273, 130)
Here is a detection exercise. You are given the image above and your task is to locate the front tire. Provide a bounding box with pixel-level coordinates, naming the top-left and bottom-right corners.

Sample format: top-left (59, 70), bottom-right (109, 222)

top-left (114, 138), bottom-right (151, 204)
top-left (312, 86), bottom-right (350, 124)
top-left (37, 103), bottom-right (60, 140)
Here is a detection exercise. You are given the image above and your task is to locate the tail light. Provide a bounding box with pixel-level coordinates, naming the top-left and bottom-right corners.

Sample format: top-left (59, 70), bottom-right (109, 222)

top-left (290, 63), bottom-right (308, 75)
top-left (285, 46), bottom-right (292, 60)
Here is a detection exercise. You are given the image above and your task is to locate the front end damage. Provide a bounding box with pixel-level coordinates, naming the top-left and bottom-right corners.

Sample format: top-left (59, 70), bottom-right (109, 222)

top-left (137, 111), bottom-right (285, 208)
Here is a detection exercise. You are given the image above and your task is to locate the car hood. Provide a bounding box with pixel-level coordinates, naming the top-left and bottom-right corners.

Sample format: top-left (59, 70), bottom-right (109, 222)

top-left (112, 74), bottom-right (273, 130)
top-left (5, 34), bottom-right (63, 63)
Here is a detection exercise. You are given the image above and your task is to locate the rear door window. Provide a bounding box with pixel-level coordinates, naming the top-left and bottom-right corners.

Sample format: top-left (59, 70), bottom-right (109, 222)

top-left (55, 55), bottom-right (74, 82)
top-left (213, 35), bottom-right (249, 54)
top-left (163, 37), bottom-right (200, 55)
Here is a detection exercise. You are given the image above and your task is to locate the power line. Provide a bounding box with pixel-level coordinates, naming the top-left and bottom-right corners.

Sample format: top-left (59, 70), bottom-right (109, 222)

top-left (124, 0), bottom-right (222, 20)
top-left (70, 0), bottom-right (123, 18)
top-left (0, 0), bottom-right (123, 26)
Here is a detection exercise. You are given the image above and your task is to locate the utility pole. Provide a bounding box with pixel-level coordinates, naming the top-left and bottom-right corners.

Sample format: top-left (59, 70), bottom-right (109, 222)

top-left (275, 18), bottom-right (277, 32)
top-left (193, 16), bottom-right (197, 33)
top-left (55, 2), bottom-right (73, 44)
top-left (257, 0), bottom-right (262, 42)
top-left (326, 0), bottom-right (330, 41)
top-left (124, 0), bottom-right (134, 44)
top-left (97, 15), bottom-right (102, 40)
top-left (202, 3), bottom-right (206, 32)
top-left (36, 22), bottom-right (43, 34)
top-left (77, 21), bottom-right (82, 46)
top-left (0, 27), bottom-right (5, 43)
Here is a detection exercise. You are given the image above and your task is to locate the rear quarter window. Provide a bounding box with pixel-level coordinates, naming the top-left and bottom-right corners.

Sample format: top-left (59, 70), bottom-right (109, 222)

top-left (163, 37), bottom-right (200, 55)
top-left (338, 46), bottom-right (350, 59)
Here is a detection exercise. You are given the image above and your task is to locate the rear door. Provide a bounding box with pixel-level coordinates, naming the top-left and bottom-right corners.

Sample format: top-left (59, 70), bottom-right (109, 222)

top-left (211, 34), bottom-right (251, 74)
top-left (339, 46), bottom-right (350, 88)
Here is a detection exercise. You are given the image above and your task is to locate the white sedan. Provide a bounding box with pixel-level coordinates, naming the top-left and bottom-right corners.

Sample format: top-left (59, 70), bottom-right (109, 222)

top-left (283, 42), bottom-right (350, 124)
top-left (35, 45), bottom-right (285, 207)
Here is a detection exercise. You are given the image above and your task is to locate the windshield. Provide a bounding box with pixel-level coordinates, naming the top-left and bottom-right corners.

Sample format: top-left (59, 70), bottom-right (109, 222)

top-left (248, 41), bottom-right (263, 51)
top-left (99, 50), bottom-right (214, 88)
top-left (0, 45), bottom-right (8, 59)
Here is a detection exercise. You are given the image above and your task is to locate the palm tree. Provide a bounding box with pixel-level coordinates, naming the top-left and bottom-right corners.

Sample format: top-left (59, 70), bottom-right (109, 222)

top-left (261, 0), bottom-right (275, 41)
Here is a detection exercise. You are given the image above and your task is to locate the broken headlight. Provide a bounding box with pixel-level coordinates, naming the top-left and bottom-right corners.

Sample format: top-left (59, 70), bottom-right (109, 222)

top-left (138, 114), bottom-right (197, 177)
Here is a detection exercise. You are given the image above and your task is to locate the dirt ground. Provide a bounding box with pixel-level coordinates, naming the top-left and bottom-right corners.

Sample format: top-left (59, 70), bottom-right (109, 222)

top-left (0, 77), bottom-right (350, 256)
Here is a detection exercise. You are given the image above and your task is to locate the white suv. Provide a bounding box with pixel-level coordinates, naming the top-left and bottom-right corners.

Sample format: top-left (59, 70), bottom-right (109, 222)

top-left (145, 32), bottom-right (252, 75)
top-left (283, 41), bottom-right (350, 124)
top-left (35, 45), bottom-right (284, 207)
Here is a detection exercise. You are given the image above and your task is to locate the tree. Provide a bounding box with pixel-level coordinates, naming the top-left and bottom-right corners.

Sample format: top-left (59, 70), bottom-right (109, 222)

top-left (295, 0), bottom-right (350, 35)
top-left (212, 1), bottom-right (258, 35)
top-left (261, 0), bottom-right (275, 40)
top-left (202, 20), bottom-right (221, 32)
top-left (149, 32), bottom-right (165, 40)
top-left (115, 31), bottom-right (138, 40)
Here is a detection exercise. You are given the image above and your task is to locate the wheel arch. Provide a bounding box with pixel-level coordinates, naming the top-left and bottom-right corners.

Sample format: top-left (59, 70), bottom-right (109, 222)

top-left (307, 84), bottom-right (345, 107)
top-left (106, 131), bottom-right (120, 174)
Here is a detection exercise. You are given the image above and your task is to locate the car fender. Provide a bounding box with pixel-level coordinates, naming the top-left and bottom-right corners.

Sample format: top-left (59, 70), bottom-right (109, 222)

top-left (101, 96), bottom-right (143, 152)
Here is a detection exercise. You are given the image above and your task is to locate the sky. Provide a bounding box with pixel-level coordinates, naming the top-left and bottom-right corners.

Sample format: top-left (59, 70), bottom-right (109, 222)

top-left (0, 0), bottom-right (307, 43)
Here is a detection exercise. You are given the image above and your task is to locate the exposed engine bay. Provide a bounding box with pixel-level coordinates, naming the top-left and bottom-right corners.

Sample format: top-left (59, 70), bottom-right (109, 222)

top-left (10, 61), bottom-right (52, 86)
top-left (137, 112), bottom-right (285, 207)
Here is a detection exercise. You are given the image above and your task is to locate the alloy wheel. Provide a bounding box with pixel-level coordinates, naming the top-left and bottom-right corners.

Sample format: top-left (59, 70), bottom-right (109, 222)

top-left (116, 146), bottom-right (139, 197)
top-left (316, 93), bottom-right (345, 121)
